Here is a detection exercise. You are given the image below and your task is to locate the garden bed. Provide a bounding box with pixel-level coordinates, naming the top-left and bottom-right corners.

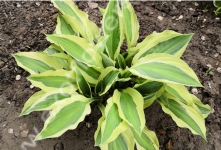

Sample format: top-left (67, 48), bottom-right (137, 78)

top-left (0, 1), bottom-right (221, 150)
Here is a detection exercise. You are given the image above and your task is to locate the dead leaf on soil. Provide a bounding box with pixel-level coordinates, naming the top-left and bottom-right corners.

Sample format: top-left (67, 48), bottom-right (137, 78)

top-left (157, 129), bottom-right (166, 135)
top-left (166, 139), bottom-right (172, 150)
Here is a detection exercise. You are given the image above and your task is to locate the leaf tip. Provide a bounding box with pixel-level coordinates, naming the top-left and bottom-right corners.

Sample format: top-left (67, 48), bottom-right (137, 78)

top-left (35, 134), bottom-right (43, 141)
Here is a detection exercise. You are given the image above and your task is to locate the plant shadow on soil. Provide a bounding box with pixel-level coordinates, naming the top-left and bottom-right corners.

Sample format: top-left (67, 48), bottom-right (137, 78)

top-left (0, 1), bottom-right (221, 150)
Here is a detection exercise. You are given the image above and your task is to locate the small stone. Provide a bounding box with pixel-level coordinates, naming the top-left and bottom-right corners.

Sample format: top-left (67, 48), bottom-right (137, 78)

top-left (217, 67), bottom-right (221, 73)
top-left (191, 88), bottom-right (198, 95)
top-left (189, 8), bottom-right (194, 11)
top-left (202, 18), bottom-right (206, 23)
top-left (39, 23), bottom-right (44, 27)
top-left (21, 129), bottom-right (29, 137)
top-left (86, 122), bottom-right (91, 128)
top-left (152, 31), bottom-right (157, 34)
top-left (207, 64), bottom-right (212, 68)
top-left (178, 15), bottom-right (183, 20)
top-left (215, 53), bottom-right (219, 58)
top-left (172, 16), bottom-right (176, 20)
top-left (35, 2), bottom-right (40, 6)
top-left (16, 75), bottom-right (21, 81)
top-left (201, 36), bottom-right (205, 41)
top-left (215, 17), bottom-right (220, 20)
top-left (194, 2), bottom-right (199, 6)
top-left (19, 123), bottom-right (27, 130)
top-left (8, 128), bottom-right (13, 134)
top-left (158, 16), bottom-right (163, 21)
top-left (87, 2), bottom-right (98, 9)
top-left (30, 85), bottom-right (35, 89)
top-left (7, 101), bottom-right (10, 105)
top-left (17, 3), bottom-right (21, 8)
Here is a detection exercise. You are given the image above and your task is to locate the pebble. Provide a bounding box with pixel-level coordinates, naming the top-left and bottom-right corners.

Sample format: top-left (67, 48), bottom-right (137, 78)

top-left (8, 128), bottom-right (13, 134)
top-left (202, 18), bottom-right (206, 23)
top-left (214, 53), bottom-right (219, 58)
top-left (17, 3), bottom-right (21, 8)
top-left (86, 122), bottom-right (91, 128)
top-left (191, 88), bottom-right (198, 95)
top-left (189, 8), bottom-right (194, 11)
top-left (217, 67), bottom-right (221, 73)
top-left (16, 75), bottom-right (21, 81)
top-left (215, 17), bottom-right (220, 20)
top-left (201, 36), bottom-right (205, 41)
top-left (194, 2), bottom-right (199, 6)
top-left (177, 15), bottom-right (183, 20)
top-left (207, 64), bottom-right (212, 68)
top-left (35, 2), bottom-right (40, 6)
top-left (19, 123), bottom-right (27, 130)
top-left (158, 16), bottom-right (163, 21)
top-left (87, 2), bottom-right (98, 9)
top-left (172, 16), bottom-right (176, 20)
top-left (30, 84), bottom-right (35, 89)
top-left (7, 101), bottom-right (10, 105)
top-left (21, 129), bottom-right (29, 137)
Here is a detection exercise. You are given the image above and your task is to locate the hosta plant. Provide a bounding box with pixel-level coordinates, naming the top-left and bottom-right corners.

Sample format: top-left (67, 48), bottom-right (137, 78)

top-left (14, 0), bottom-right (211, 149)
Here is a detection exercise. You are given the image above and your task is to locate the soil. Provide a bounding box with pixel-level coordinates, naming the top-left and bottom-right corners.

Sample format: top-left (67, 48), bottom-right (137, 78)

top-left (0, 1), bottom-right (221, 150)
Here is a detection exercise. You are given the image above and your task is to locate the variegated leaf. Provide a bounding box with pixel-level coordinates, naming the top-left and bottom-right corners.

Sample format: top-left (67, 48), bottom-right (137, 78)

top-left (134, 81), bottom-right (165, 108)
top-left (132, 30), bottom-right (193, 64)
top-left (46, 34), bottom-right (102, 68)
top-left (166, 83), bottom-right (194, 105)
top-left (96, 36), bottom-right (109, 53)
top-left (214, 0), bottom-right (221, 7)
top-left (99, 52), bottom-right (115, 68)
top-left (191, 94), bottom-right (211, 118)
top-left (99, 7), bottom-right (105, 16)
top-left (55, 14), bottom-right (76, 35)
top-left (52, 0), bottom-right (100, 42)
top-left (13, 52), bottom-right (63, 74)
top-left (99, 129), bottom-right (135, 150)
top-left (102, 0), bottom-right (124, 60)
top-left (99, 98), bottom-right (128, 145)
top-left (20, 89), bottom-right (73, 116)
top-left (130, 53), bottom-right (202, 87)
top-left (44, 44), bottom-right (63, 55)
top-left (28, 69), bottom-right (77, 92)
top-left (95, 67), bottom-right (119, 95)
top-left (157, 93), bottom-right (207, 140)
top-left (135, 81), bottom-right (164, 96)
top-left (113, 88), bottom-right (145, 135)
top-left (50, 53), bottom-right (72, 71)
top-left (75, 69), bottom-right (91, 97)
top-left (116, 54), bottom-right (126, 69)
top-left (72, 60), bottom-right (100, 86)
top-left (132, 127), bottom-right (159, 150)
top-left (20, 90), bottom-right (45, 117)
top-left (35, 95), bottom-right (92, 140)
top-left (121, 0), bottom-right (139, 48)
